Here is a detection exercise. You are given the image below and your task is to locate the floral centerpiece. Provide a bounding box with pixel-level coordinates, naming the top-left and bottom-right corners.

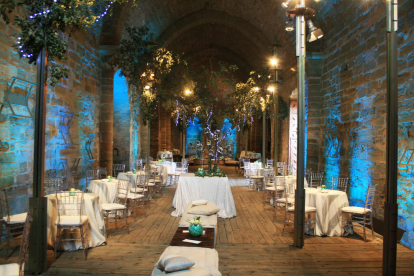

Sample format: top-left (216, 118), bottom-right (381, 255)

top-left (188, 216), bottom-right (203, 237)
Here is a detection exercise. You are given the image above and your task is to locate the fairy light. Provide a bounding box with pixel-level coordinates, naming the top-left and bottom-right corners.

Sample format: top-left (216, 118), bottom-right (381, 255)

top-left (95, 1), bottom-right (114, 23)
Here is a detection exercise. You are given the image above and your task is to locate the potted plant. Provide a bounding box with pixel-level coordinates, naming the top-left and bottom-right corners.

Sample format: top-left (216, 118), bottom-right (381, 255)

top-left (188, 216), bottom-right (203, 237)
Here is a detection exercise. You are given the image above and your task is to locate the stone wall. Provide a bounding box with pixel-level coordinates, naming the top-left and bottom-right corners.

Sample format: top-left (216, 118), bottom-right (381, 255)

top-left (315, 0), bottom-right (414, 249)
top-left (0, 13), bottom-right (101, 209)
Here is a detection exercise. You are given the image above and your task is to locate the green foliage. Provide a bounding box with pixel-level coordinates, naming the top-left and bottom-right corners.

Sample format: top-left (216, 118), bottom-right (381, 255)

top-left (0, 0), bottom-right (130, 86)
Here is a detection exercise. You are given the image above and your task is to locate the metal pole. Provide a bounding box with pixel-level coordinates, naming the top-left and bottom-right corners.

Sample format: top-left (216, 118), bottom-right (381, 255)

top-left (273, 36), bottom-right (280, 169)
top-left (146, 120), bottom-right (150, 170)
top-left (383, 0), bottom-right (398, 274)
top-left (182, 131), bottom-right (186, 162)
top-left (293, 0), bottom-right (306, 248)
top-left (28, 47), bottom-right (48, 275)
top-left (262, 110), bottom-right (266, 167)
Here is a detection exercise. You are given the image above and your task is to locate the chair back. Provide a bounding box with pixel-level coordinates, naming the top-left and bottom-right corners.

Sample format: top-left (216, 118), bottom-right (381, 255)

top-left (283, 182), bottom-right (296, 203)
top-left (113, 164), bottom-right (126, 177)
top-left (55, 191), bottom-right (84, 224)
top-left (137, 174), bottom-right (148, 195)
top-left (44, 177), bottom-right (64, 195)
top-left (0, 188), bottom-right (11, 222)
top-left (164, 158), bottom-right (173, 162)
top-left (266, 159), bottom-right (274, 168)
top-left (306, 168), bottom-right (312, 184)
top-left (276, 162), bottom-right (285, 175)
top-left (18, 212), bottom-right (33, 276)
top-left (264, 169), bottom-right (275, 185)
top-left (135, 159), bottom-right (143, 171)
top-left (64, 175), bottom-right (75, 190)
top-left (310, 172), bottom-right (324, 188)
top-left (99, 167), bottom-right (108, 178)
top-left (364, 184), bottom-right (377, 211)
top-left (331, 177), bottom-right (349, 193)
top-left (117, 179), bottom-right (130, 205)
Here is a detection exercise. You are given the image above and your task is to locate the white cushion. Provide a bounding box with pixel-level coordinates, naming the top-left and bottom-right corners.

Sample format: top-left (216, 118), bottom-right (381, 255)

top-left (192, 199), bottom-right (208, 206)
top-left (2, 213), bottom-right (27, 224)
top-left (151, 246), bottom-right (221, 276)
top-left (188, 202), bottom-right (220, 216)
top-left (341, 206), bottom-right (372, 214)
top-left (55, 215), bottom-right (88, 226)
top-left (156, 255), bottom-right (195, 273)
top-left (101, 203), bottom-right (127, 211)
top-left (131, 188), bottom-right (148, 193)
top-left (276, 198), bottom-right (295, 204)
top-left (0, 263), bottom-right (19, 276)
top-left (118, 193), bottom-right (144, 200)
top-left (250, 175), bottom-right (264, 179)
top-left (147, 183), bottom-right (156, 187)
top-left (265, 186), bottom-right (284, 191)
top-left (287, 206), bottom-right (317, 213)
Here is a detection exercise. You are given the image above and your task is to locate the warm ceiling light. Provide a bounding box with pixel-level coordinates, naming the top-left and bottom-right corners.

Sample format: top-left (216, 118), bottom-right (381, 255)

top-left (185, 89), bottom-right (192, 95)
top-left (285, 18), bottom-right (294, 32)
top-left (307, 20), bottom-right (324, 42)
top-left (281, 0), bottom-right (291, 8)
top-left (290, 67), bottom-right (296, 72)
top-left (270, 58), bottom-right (278, 67)
top-left (144, 85), bottom-right (151, 90)
top-left (141, 72), bottom-right (146, 77)
top-left (253, 87), bottom-right (260, 92)
top-left (267, 86), bottom-right (275, 93)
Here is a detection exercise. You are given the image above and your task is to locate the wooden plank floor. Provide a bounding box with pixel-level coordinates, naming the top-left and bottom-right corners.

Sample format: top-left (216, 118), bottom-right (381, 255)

top-left (1, 166), bottom-right (413, 275)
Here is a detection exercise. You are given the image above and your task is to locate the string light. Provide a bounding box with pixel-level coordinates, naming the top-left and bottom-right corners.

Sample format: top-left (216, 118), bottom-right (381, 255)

top-left (95, 1), bottom-right (114, 23)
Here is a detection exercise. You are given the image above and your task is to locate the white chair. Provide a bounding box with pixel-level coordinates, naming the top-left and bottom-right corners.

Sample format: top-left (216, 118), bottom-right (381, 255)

top-left (54, 191), bottom-right (89, 261)
top-left (331, 177), bottom-right (349, 193)
top-left (85, 169), bottom-right (99, 192)
top-left (263, 171), bottom-right (284, 209)
top-left (148, 166), bottom-right (163, 199)
top-left (101, 180), bottom-right (130, 235)
top-left (0, 212), bottom-right (32, 276)
top-left (310, 172), bottom-right (324, 188)
top-left (341, 184), bottom-right (377, 242)
top-left (282, 183), bottom-right (316, 235)
top-left (113, 163), bottom-right (125, 177)
top-left (276, 161), bottom-right (285, 176)
top-left (119, 178), bottom-right (145, 221)
top-left (0, 189), bottom-right (28, 260)
top-left (245, 165), bottom-right (264, 191)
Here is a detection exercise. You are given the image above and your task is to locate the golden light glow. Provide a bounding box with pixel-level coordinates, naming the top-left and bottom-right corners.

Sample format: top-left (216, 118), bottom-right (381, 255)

top-left (270, 58), bottom-right (278, 67)
top-left (185, 89), bottom-right (192, 95)
top-left (253, 87), bottom-right (260, 92)
top-left (141, 72), bottom-right (146, 77)
top-left (144, 85), bottom-right (151, 90)
top-left (267, 86), bottom-right (275, 93)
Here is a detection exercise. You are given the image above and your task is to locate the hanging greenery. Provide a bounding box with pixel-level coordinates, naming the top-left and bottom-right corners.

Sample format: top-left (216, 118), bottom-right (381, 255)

top-left (0, 0), bottom-right (128, 86)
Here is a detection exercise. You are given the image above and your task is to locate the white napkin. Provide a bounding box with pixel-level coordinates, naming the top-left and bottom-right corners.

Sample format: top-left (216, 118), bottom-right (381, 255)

top-left (182, 239), bottom-right (201, 244)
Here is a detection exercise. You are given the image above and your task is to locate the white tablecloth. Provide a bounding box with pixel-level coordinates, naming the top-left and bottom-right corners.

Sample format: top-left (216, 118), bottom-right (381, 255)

top-left (46, 193), bottom-right (106, 250)
top-left (89, 179), bottom-right (119, 204)
top-left (172, 173), bottom-right (237, 218)
top-left (305, 188), bottom-right (351, 236)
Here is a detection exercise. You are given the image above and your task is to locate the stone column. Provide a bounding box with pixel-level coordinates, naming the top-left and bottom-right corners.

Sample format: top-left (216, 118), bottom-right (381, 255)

top-left (99, 46), bottom-right (117, 172)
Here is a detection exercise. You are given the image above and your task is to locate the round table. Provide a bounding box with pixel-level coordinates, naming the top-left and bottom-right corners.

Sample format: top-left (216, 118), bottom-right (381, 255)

top-left (305, 188), bottom-right (352, 236)
top-left (46, 193), bottom-right (106, 250)
top-left (89, 179), bottom-right (119, 204)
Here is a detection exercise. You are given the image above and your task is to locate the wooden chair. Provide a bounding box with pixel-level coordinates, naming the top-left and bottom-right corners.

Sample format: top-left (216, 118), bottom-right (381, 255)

top-left (0, 188), bottom-right (28, 260)
top-left (101, 180), bottom-right (130, 236)
top-left (263, 171), bottom-right (284, 209)
top-left (282, 183), bottom-right (316, 234)
top-left (54, 191), bottom-right (89, 261)
top-left (113, 164), bottom-right (125, 178)
top-left (310, 172), bottom-right (324, 188)
top-left (127, 176), bottom-right (147, 220)
top-left (0, 212), bottom-right (32, 275)
top-left (331, 177), bottom-right (349, 193)
top-left (341, 184), bottom-right (377, 242)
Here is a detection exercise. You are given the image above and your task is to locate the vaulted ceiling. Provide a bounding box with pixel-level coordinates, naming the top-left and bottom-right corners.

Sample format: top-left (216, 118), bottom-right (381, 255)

top-left (99, 0), bottom-right (318, 79)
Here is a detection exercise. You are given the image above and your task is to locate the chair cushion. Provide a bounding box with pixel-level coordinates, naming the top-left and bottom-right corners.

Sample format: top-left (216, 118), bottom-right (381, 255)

top-left (276, 198), bottom-right (295, 204)
top-left (250, 175), bottom-right (264, 179)
top-left (265, 186), bottom-right (284, 191)
top-left (2, 213), bottom-right (27, 224)
top-left (55, 215), bottom-right (88, 226)
top-left (101, 203), bottom-right (127, 211)
top-left (287, 206), bottom-right (317, 213)
top-left (156, 255), bottom-right (195, 273)
top-left (131, 188), bottom-right (148, 193)
top-left (341, 206), bottom-right (372, 214)
top-left (0, 263), bottom-right (19, 276)
top-left (188, 202), bottom-right (220, 216)
top-left (192, 199), bottom-right (208, 206)
top-left (118, 193), bottom-right (144, 200)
